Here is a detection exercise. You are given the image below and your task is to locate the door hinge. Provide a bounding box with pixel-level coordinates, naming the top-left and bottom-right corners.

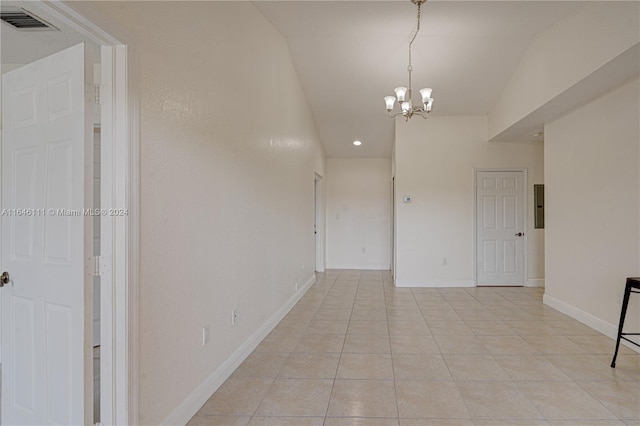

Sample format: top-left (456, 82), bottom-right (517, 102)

top-left (87, 256), bottom-right (106, 277)
top-left (94, 84), bottom-right (102, 105)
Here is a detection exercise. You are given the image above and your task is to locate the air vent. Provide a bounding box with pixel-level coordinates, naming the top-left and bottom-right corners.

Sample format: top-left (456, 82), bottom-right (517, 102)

top-left (1, 8), bottom-right (58, 31)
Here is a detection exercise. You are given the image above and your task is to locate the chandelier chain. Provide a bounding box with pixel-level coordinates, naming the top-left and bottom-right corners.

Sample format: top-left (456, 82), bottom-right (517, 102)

top-left (407, 2), bottom-right (422, 94)
top-left (408, 2), bottom-right (422, 71)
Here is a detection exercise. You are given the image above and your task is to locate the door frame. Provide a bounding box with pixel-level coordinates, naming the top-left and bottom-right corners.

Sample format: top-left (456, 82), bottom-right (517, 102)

top-left (473, 167), bottom-right (528, 287)
top-left (314, 173), bottom-right (325, 272)
top-left (391, 176), bottom-right (396, 280)
top-left (24, 2), bottom-right (140, 424)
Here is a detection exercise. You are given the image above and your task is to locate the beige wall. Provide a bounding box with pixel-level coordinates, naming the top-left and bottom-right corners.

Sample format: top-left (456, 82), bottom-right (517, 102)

top-left (326, 157), bottom-right (391, 270)
top-left (394, 116), bottom-right (544, 286)
top-left (544, 77), bottom-right (640, 335)
top-left (91, 2), bottom-right (325, 424)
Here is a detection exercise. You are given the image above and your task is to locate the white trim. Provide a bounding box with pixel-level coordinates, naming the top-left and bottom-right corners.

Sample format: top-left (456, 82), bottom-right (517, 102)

top-left (474, 167), bottom-right (530, 173)
top-left (391, 176), bottom-right (396, 280)
top-left (543, 293), bottom-right (640, 353)
top-left (526, 279), bottom-right (545, 288)
top-left (84, 43), bottom-right (97, 426)
top-left (163, 274), bottom-right (317, 426)
top-left (106, 44), bottom-right (140, 426)
top-left (473, 167), bottom-right (528, 287)
top-left (30, 2), bottom-right (140, 424)
top-left (124, 42), bottom-right (141, 426)
top-left (395, 279), bottom-right (475, 288)
top-left (98, 46), bottom-right (116, 425)
top-left (46, 1), bottom-right (133, 47)
top-left (327, 264), bottom-right (390, 271)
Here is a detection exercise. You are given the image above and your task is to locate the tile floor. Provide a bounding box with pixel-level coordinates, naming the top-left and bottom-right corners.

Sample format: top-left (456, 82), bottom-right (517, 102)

top-left (188, 270), bottom-right (640, 426)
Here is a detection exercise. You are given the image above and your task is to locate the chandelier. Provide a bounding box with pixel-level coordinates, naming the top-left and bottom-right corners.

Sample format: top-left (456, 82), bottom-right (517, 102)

top-left (384, 0), bottom-right (434, 120)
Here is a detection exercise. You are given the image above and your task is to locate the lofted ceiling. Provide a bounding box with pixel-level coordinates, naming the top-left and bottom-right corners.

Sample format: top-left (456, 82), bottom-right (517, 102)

top-left (254, 1), bottom-right (590, 157)
top-left (2, 1), bottom-right (595, 158)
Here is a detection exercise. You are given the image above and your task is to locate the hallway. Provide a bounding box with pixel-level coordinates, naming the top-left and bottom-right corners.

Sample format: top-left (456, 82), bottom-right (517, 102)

top-left (188, 270), bottom-right (639, 425)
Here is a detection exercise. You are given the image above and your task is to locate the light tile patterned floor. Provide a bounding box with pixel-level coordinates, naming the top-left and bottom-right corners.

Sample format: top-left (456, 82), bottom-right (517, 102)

top-left (188, 270), bottom-right (640, 426)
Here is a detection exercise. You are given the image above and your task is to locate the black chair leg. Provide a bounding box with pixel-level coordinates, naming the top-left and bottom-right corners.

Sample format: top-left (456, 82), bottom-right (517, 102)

top-left (611, 283), bottom-right (631, 368)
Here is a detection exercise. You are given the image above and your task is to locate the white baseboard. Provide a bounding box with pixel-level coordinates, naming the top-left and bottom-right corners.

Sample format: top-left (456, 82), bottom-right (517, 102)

top-left (394, 279), bottom-right (475, 288)
top-left (163, 274), bottom-right (317, 426)
top-left (526, 279), bottom-right (545, 288)
top-left (543, 293), bottom-right (640, 354)
top-left (326, 264), bottom-right (390, 271)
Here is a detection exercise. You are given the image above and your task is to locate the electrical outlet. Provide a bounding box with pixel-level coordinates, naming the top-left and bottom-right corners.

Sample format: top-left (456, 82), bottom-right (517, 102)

top-left (202, 326), bottom-right (210, 346)
top-left (231, 309), bottom-right (238, 325)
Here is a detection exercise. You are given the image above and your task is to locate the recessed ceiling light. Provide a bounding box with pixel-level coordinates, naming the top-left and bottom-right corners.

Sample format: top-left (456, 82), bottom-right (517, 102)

top-left (533, 132), bottom-right (543, 137)
top-left (353, 140), bottom-right (362, 146)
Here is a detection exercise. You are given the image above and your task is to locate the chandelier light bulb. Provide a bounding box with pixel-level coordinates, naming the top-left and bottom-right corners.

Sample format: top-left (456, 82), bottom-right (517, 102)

top-left (425, 98), bottom-right (434, 112)
top-left (420, 88), bottom-right (433, 103)
top-left (394, 87), bottom-right (408, 102)
top-left (384, 96), bottom-right (396, 112)
top-left (401, 101), bottom-right (411, 113)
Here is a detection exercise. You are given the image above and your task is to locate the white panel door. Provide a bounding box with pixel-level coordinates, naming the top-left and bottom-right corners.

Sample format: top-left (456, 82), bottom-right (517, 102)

top-left (476, 171), bottom-right (525, 286)
top-left (1, 43), bottom-right (93, 425)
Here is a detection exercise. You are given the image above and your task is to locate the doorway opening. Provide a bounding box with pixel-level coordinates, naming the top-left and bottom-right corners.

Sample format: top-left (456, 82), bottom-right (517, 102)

top-left (0, 2), bottom-right (138, 424)
top-left (391, 176), bottom-right (396, 281)
top-left (93, 123), bottom-right (102, 422)
top-left (314, 174), bottom-right (325, 272)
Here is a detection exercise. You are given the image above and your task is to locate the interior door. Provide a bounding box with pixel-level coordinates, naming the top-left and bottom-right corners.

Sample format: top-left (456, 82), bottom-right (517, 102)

top-left (1, 43), bottom-right (93, 425)
top-left (476, 171), bottom-right (525, 286)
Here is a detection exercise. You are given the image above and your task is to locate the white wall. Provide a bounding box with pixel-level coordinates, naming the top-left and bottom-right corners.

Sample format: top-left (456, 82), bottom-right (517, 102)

top-left (326, 157), bottom-right (391, 270)
top-left (544, 76), bottom-right (640, 337)
top-left (91, 2), bottom-right (325, 424)
top-left (394, 116), bottom-right (544, 287)
top-left (489, 2), bottom-right (639, 140)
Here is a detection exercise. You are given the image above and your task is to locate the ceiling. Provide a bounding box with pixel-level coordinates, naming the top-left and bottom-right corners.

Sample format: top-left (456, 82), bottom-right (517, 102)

top-left (254, 1), bottom-right (589, 157)
top-left (2, 1), bottom-right (593, 158)
top-left (1, 1), bottom-right (100, 66)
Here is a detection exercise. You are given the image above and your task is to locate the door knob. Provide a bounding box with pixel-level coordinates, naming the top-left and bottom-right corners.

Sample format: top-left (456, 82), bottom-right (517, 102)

top-left (515, 232), bottom-right (524, 237)
top-left (0, 271), bottom-right (10, 287)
